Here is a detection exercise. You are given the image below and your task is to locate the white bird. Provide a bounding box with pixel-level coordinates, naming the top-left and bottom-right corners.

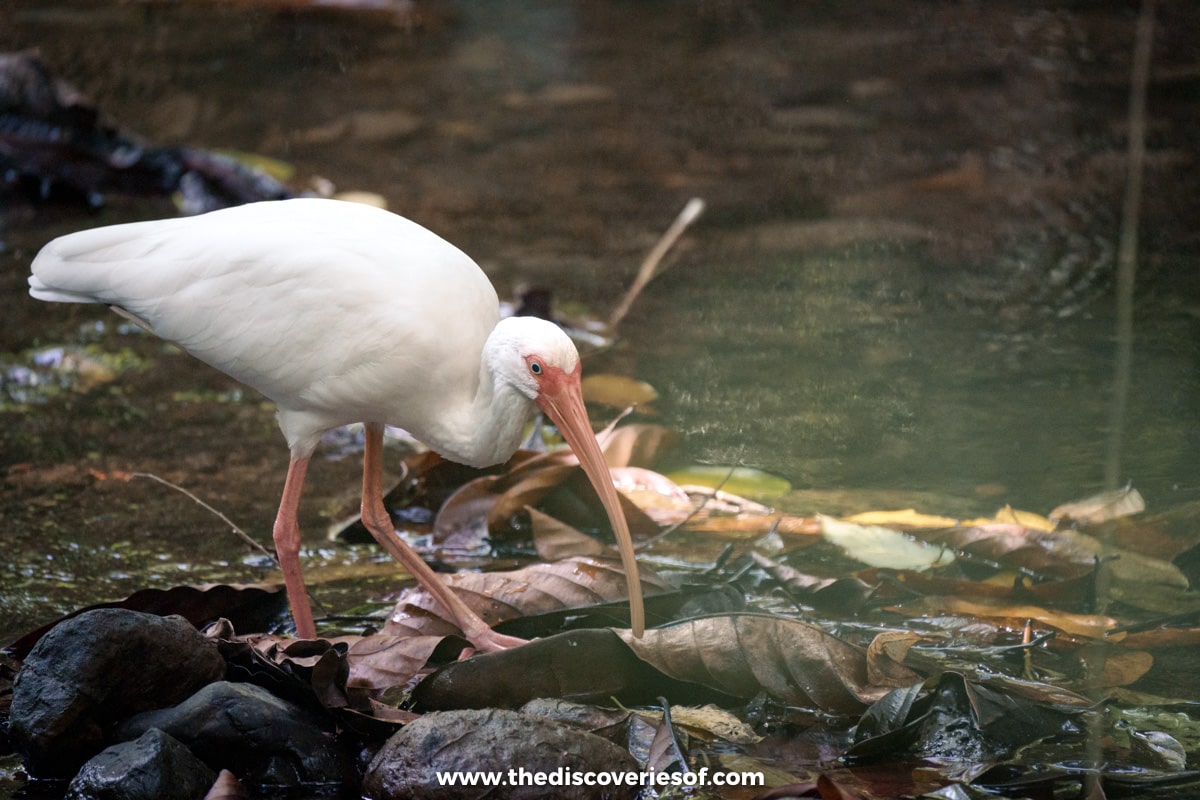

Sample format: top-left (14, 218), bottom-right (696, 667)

top-left (28, 198), bottom-right (645, 649)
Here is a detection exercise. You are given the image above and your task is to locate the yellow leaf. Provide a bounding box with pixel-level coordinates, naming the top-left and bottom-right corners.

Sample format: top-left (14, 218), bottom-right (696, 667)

top-left (665, 465), bottom-right (791, 500)
top-left (580, 373), bottom-right (658, 408)
top-left (989, 504), bottom-right (1056, 531)
top-left (844, 508), bottom-right (958, 528)
top-left (819, 516), bottom-right (955, 571)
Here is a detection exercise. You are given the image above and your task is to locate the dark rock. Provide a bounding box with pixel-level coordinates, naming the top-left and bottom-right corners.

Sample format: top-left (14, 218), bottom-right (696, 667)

top-left (65, 728), bottom-right (216, 800)
top-left (119, 681), bottom-right (348, 789)
top-left (9, 609), bottom-right (226, 777)
top-left (363, 709), bottom-right (640, 800)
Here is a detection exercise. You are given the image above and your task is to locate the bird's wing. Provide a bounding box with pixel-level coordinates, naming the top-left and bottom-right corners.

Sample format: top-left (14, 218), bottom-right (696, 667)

top-left (30, 200), bottom-right (499, 425)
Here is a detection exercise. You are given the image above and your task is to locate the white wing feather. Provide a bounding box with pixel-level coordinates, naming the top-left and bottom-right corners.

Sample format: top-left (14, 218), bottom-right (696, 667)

top-left (29, 199), bottom-right (500, 451)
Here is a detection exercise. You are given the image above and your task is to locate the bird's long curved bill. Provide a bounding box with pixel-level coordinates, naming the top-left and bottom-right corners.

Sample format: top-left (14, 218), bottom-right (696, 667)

top-left (538, 370), bottom-right (646, 637)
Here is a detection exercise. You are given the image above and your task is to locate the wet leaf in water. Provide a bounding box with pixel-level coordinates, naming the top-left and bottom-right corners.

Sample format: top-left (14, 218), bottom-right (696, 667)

top-left (528, 507), bottom-right (608, 561)
top-left (666, 465), bottom-right (792, 501)
top-left (609, 466), bottom-right (694, 525)
top-left (844, 508), bottom-right (960, 529)
top-left (820, 516), bottom-right (956, 571)
top-left (866, 631), bottom-right (927, 687)
top-left (412, 628), bottom-right (729, 711)
top-left (634, 703), bottom-right (763, 746)
top-left (988, 504), bottom-right (1057, 532)
top-left (617, 613), bottom-right (919, 712)
top-left (581, 373), bottom-right (658, 409)
top-left (1097, 649), bottom-right (1155, 688)
top-left (888, 596), bottom-right (1117, 640)
top-left (1050, 486), bottom-right (1147, 526)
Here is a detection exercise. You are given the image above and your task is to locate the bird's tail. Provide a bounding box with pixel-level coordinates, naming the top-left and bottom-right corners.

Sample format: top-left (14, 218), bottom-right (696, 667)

top-left (27, 274), bottom-right (101, 304)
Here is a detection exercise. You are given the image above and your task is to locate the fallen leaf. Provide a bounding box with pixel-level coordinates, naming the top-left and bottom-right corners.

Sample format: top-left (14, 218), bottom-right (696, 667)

top-left (581, 373), bottom-right (658, 408)
top-left (642, 703), bottom-right (763, 745)
top-left (866, 631), bottom-right (927, 687)
top-left (412, 628), bottom-right (730, 710)
top-left (528, 507), bottom-right (608, 560)
top-left (844, 509), bottom-right (960, 529)
top-left (820, 516), bottom-right (956, 571)
top-left (891, 597), bottom-right (1118, 640)
top-left (666, 465), bottom-right (792, 500)
top-left (1095, 649), bottom-right (1154, 688)
top-left (988, 504), bottom-right (1056, 531)
top-left (618, 613), bottom-right (915, 712)
top-left (1050, 486), bottom-right (1147, 526)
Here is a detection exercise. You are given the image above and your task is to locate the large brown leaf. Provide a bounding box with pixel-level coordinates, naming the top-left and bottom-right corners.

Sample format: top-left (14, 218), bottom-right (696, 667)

top-left (617, 614), bottom-right (918, 713)
top-left (411, 628), bottom-right (732, 711)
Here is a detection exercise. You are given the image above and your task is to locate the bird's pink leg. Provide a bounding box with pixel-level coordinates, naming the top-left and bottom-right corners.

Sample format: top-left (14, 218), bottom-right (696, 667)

top-left (272, 456), bottom-right (318, 639)
top-left (360, 422), bottom-right (526, 652)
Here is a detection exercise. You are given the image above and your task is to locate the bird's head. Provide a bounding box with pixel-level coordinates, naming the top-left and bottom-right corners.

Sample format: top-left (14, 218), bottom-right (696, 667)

top-left (486, 314), bottom-right (645, 636)
top-left (489, 315), bottom-right (580, 405)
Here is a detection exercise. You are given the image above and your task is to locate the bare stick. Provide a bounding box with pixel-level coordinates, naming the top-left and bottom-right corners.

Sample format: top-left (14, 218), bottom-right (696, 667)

top-left (607, 197), bottom-right (705, 331)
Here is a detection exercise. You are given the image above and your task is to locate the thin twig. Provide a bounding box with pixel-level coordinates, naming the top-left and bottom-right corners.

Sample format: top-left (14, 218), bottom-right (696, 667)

top-left (607, 197), bottom-right (705, 331)
top-left (132, 472), bottom-right (278, 565)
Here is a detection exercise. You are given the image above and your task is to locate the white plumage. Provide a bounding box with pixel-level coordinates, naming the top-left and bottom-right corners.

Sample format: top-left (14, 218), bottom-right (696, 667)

top-left (29, 198), bottom-right (644, 646)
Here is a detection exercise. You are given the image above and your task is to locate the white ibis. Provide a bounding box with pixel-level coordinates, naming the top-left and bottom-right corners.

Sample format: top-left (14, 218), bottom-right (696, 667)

top-left (28, 198), bottom-right (645, 649)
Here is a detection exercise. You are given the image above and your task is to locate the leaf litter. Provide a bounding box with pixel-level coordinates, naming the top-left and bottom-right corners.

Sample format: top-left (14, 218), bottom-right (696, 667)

top-left (8, 420), bottom-right (1200, 798)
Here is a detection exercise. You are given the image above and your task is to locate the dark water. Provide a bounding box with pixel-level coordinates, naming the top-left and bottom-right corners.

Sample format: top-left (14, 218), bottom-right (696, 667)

top-left (2, 1), bottom-right (1199, 645)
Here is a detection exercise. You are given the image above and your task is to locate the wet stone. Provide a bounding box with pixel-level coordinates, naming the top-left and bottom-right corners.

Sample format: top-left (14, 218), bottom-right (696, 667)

top-left (363, 708), bottom-right (640, 800)
top-left (65, 728), bottom-right (216, 800)
top-left (118, 680), bottom-right (349, 789)
top-left (8, 608), bottom-right (226, 778)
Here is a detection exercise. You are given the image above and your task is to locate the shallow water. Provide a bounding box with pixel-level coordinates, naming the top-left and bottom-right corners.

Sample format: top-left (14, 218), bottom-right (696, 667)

top-left (2, 1), bottom-right (1199, 647)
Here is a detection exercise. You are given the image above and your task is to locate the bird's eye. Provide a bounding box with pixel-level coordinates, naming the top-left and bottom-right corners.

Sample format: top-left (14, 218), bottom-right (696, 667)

top-left (529, 359), bottom-right (543, 375)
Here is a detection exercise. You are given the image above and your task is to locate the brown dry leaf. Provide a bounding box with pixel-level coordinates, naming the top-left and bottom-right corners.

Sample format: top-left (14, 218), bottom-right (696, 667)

top-left (646, 704), bottom-right (763, 746)
top-left (682, 514), bottom-right (822, 537)
top-left (344, 634), bottom-right (450, 695)
top-left (1050, 486), bottom-right (1147, 526)
top-left (1095, 650), bottom-right (1154, 688)
top-left (431, 426), bottom-right (665, 541)
top-left (528, 507), bottom-right (608, 560)
top-left (866, 631), bottom-right (927, 687)
top-left (610, 466), bottom-right (695, 525)
top-left (382, 556), bottom-right (668, 637)
top-left (411, 629), bottom-right (706, 710)
top-left (617, 613), bottom-right (918, 712)
top-left (892, 597), bottom-right (1118, 640)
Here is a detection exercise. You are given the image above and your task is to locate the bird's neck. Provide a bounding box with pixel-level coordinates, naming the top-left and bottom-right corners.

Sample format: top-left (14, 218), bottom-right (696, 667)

top-left (423, 352), bottom-right (535, 470)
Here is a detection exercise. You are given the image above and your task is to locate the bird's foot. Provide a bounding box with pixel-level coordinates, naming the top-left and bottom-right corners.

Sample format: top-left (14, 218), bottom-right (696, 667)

top-left (458, 625), bottom-right (527, 657)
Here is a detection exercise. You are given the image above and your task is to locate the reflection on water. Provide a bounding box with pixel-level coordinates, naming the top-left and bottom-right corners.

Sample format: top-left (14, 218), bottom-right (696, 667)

top-left (1, 1), bottom-right (1198, 643)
